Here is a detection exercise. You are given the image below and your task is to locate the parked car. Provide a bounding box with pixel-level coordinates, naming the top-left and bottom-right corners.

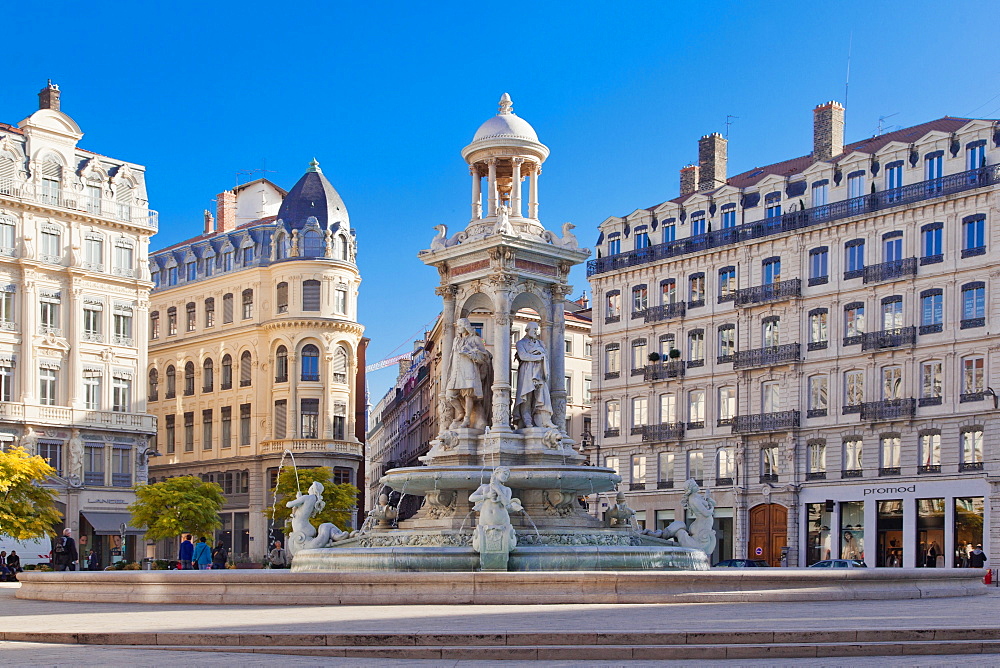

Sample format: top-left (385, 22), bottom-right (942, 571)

top-left (714, 559), bottom-right (771, 567)
top-left (808, 559), bottom-right (867, 568)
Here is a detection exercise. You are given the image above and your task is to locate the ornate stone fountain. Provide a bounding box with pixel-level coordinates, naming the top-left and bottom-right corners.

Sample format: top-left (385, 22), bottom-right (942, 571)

top-left (292, 95), bottom-right (709, 572)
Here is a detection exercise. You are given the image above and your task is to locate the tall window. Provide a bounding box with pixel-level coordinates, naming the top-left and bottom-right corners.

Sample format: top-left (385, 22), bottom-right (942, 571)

top-left (845, 370), bottom-right (864, 409)
top-left (920, 431), bottom-right (941, 470)
top-left (882, 296), bottom-right (903, 330)
top-left (205, 298), bottom-right (216, 327)
top-left (147, 368), bottom-right (158, 402)
top-left (811, 181), bottom-right (828, 206)
top-left (241, 289), bottom-right (253, 320)
top-left (883, 233), bottom-right (903, 263)
top-left (276, 282), bottom-right (289, 314)
top-left (881, 366), bottom-right (902, 400)
top-left (165, 365), bottom-right (176, 398)
top-left (961, 282), bottom-right (985, 327)
top-left (687, 450), bottom-right (704, 482)
top-left (38, 441), bottom-right (62, 475)
top-left (202, 358), bottom-right (214, 393)
top-left (921, 223), bottom-right (943, 262)
top-left (809, 247), bottom-right (828, 284)
top-left (809, 309), bottom-right (828, 348)
top-left (165, 414), bottom-right (176, 454)
top-left (0, 216), bottom-right (16, 254)
top-left (659, 393), bottom-right (676, 423)
top-left (149, 311), bottom-right (159, 340)
top-left (301, 344), bottom-right (320, 381)
top-left (847, 172), bottom-right (865, 199)
top-left (220, 406), bottom-right (232, 448)
top-left (764, 192), bottom-right (781, 218)
top-left (634, 227), bottom-right (649, 249)
top-left (239, 403), bottom-right (251, 445)
top-left (242, 244), bottom-right (254, 265)
top-left (274, 400), bottom-right (287, 439)
top-left (186, 260), bottom-right (196, 282)
top-left (968, 142), bottom-right (987, 171)
top-left (184, 412), bottom-right (194, 452)
top-left (183, 361), bottom-right (195, 396)
top-left (920, 361), bottom-right (942, 403)
top-left (167, 266), bottom-right (178, 286)
top-left (845, 239), bottom-right (865, 276)
top-left (687, 330), bottom-right (704, 364)
top-left (112, 308), bottom-right (133, 346)
top-left (84, 236), bottom-right (103, 269)
top-left (222, 293), bottom-right (234, 323)
top-left (40, 227), bottom-right (61, 260)
top-left (222, 251), bottom-right (233, 271)
top-left (962, 357), bottom-right (984, 396)
top-left (962, 428), bottom-right (984, 467)
top-left (688, 273), bottom-right (705, 305)
top-left (83, 305), bottom-right (101, 341)
top-left (718, 266), bottom-right (736, 301)
top-left (202, 409), bottom-right (213, 450)
top-left (605, 291), bottom-right (621, 319)
top-left (721, 205), bottom-right (736, 229)
top-left (604, 344), bottom-right (620, 377)
top-left (221, 354), bottom-right (233, 390)
top-left (718, 447), bottom-right (736, 481)
top-left (39, 295), bottom-right (60, 333)
top-left (925, 152), bottom-right (943, 180)
top-left (658, 334), bottom-right (675, 357)
top-left (662, 221), bottom-right (676, 243)
top-left (607, 234), bottom-right (621, 255)
top-left (962, 215), bottom-right (985, 255)
top-left (880, 434), bottom-right (901, 472)
top-left (186, 302), bottom-right (196, 332)
top-left (717, 325), bottom-right (736, 361)
top-left (659, 279), bottom-right (676, 305)
top-left (631, 455), bottom-right (647, 486)
top-left (886, 162), bottom-right (903, 191)
top-left (332, 402), bottom-right (347, 439)
top-left (844, 438), bottom-right (863, 472)
top-left (658, 452), bottom-right (674, 486)
top-left (920, 289), bottom-right (943, 333)
top-left (762, 257), bottom-right (781, 284)
top-left (83, 372), bottom-right (100, 410)
top-left (302, 230), bottom-right (323, 257)
top-left (808, 375), bottom-right (828, 415)
top-left (630, 338), bottom-right (647, 372)
top-left (303, 280), bottom-right (321, 311)
top-left (84, 443), bottom-right (104, 486)
top-left (688, 390), bottom-right (705, 426)
top-left (809, 441), bottom-right (827, 474)
top-left (112, 374), bottom-right (131, 412)
top-left (0, 361), bottom-right (11, 402)
top-left (762, 317), bottom-right (780, 347)
top-left (761, 445), bottom-right (779, 479)
top-left (39, 367), bottom-right (58, 405)
top-left (275, 346), bottom-right (288, 382)
top-left (631, 285), bottom-right (648, 314)
top-left (691, 214), bottom-right (706, 236)
top-left (333, 347), bottom-right (349, 383)
top-left (239, 351), bottom-right (252, 387)
top-left (631, 397), bottom-right (647, 429)
top-left (300, 399), bottom-right (319, 438)
top-left (762, 381), bottom-right (779, 414)
top-left (605, 400), bottom-right (620, 433)
top-left (718, 386), bottom-right (736, 423)
top-left (0, 289), bottom-right (13, 329)
top-left (844, 302), bottom-right (865, 342)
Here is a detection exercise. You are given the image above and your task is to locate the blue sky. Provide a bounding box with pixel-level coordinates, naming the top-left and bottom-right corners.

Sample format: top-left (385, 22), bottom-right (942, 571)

top-left (3, 1), bottom-right (997, 399)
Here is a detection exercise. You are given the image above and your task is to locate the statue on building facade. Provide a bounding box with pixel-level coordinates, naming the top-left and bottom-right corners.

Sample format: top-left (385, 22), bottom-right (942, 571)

top-left (446, 317), bottom-right (492, 430)
top-left (66, 429), bottom-right (84, 487)
top-left (19, 426), bottom-right (38, 455)
top-left (514, 323), bottom-right (554, 428)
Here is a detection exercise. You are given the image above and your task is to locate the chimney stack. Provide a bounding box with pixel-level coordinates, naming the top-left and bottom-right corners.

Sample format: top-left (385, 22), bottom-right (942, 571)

top-left (698, 133), bottom-right (727, 192)
top-left (38, 80), bottom-right (61, 111)
top-left (203, 209), bottom-right (216, 235)
top-left (813, 101), bottom-right (845, 161)
top-left (217, 190), bottom-right (237, 232)
top-left (679, 164), bottom-right (699, 196)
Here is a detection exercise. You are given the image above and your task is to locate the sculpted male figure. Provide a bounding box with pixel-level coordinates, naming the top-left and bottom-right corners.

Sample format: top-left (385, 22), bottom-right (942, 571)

top-left (446, 318), bottom-right (492, 429)
top-left (514, 323), bottom-right (554, 428)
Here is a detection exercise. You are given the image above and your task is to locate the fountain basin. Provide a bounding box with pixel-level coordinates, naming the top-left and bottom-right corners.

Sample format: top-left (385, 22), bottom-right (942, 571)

top-left (381, 464), bottom-right (620, 496)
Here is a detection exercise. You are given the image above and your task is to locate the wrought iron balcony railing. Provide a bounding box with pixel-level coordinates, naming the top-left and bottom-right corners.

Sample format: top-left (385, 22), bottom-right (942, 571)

top-left (642, 422), bottom-right (685, 442)
top-left (960, 461), bottom-right (984, 472)
top-left (918, 464), bottom-right (941, 474)
top-left (860, 398), bottom-right (916, 421)
top-left (861, 326), bottom-right (916, 351)
top-left (733, 343), bottom-right (800, 370)
top-left (863, 257), bottom-right (918, 284)
top-left (643, 360), bottom-right (685, 381)
top-left (731, 410), bottom-right (800, 434)
top-left (644, 301), bottom-right (686, 323)
top-left (588, 164), bottom-right (1000, 277)
top-left (734, 279), bottom-right (801, 306)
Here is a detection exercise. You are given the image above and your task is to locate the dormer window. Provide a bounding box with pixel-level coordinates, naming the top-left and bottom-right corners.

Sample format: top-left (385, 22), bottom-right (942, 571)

top-left (607, 233), bottom-right (620, 255)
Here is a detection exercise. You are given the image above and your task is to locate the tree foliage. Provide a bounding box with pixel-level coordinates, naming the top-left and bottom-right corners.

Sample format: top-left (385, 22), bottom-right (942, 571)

top-left (264, 467), bottom-right (358, 532)
top-left (128, 476), bottom-right (225, 541)
top-left (0, 446), bottom-right (62, 540)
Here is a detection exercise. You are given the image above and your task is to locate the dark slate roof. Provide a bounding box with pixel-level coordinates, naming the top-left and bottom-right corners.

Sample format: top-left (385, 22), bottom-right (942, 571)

top-left (275, 160), bottom-right (348, 231)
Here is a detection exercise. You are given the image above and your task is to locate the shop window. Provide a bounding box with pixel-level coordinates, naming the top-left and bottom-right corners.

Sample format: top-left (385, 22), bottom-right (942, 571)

top-left (876, 500), bottom-right (904, 567)
top-left (806, 502), bottom-right (833, 565)
top-left (840, 501), bottom-right (864, 560)
top-left (954, 497), bottom-right (985, 567)
top-left (916, 498), bottom-right (945, 568)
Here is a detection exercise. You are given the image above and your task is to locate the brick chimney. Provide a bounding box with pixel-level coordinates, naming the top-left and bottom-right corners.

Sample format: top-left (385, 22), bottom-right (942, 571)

top-left (813, 101), bottom-right (845, 161)
top-left (698, 133), bottom-right (727, 192)
top-left (680, 164), bottom-right (699, 196)
top-left (216, 190), bottom-right (237, 233)
top-left (38, 80), bottom-right (61, 111)
top-left (203, 209), bottom-right (216, 235)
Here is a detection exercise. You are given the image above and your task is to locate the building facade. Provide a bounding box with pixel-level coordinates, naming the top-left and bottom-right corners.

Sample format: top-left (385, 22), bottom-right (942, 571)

top-left (367, 300), bottom-right (593, 514)
top-left (146, 162), bottom-right (367, 561)
top-left (0, 83), bottom-right (157, 564)
top-left (588, 102), bottom-right (1000, 567)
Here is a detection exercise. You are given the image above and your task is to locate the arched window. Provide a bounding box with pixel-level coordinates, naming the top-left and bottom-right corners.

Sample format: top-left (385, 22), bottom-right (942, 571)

top-left (302, 230), bottom-right (323, 257)
top-left (301, 344), bottom-right (320, 381)
top-left (0, 150), bottom-right (17, 183)
top-left (184, 361), bottom-right (195, 396)
top-left (302, 279), bottom-right (321, 311)
top-left (333, 346), bottom-right (349, 383)
top-left (116, 182), bottom-right (134, 221)
top-left (275, 346), bottom-right (288, 382)
top-left (275, 232), bottom-right (289, 260)
top-left (165, 365), bottom-right (176, 398)
top-left (221, 354), bottom-right (233, 389)
top-left (276, 282), bottom-right (288, 313)
top-left (203, 358), bottom-right (214, 392)
top-left (239, 351), bottom-right (252, 387)
top-left (148, 368), bottom-right (159, 402)
top-left (40, 158), bottom-right (62, 204)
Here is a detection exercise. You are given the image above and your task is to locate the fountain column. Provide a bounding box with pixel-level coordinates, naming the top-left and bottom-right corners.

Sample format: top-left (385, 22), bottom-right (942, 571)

top-left (549, 284), bottom-right (570, 433)
top-left (490, 285), bottom-right (513, 431)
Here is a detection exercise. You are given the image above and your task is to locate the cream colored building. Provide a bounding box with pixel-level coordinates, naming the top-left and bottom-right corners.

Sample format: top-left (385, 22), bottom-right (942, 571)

top-left (367, 300), bottom-right (593, 514)
top-left (146, 162), bottom-right (367, 561)
top-left (589, 102), bottom-right (1000, 567)
top-left (0, 83), bottom-right (157, 563)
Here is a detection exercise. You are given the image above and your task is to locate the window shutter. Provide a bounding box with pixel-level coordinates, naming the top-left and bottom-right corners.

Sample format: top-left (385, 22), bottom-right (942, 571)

top-left (42, 160), bottom-right (62, 179)
top-left (223, 294), bottom-right (233, 323)
top-left (240, 351), bottom-right (252, 385)
top-left (274, 400), bottom-right (287, 439)
top-left (302, 280), bottom-right (321, 311)
top-left (0, 153), bottom-right (16, 181)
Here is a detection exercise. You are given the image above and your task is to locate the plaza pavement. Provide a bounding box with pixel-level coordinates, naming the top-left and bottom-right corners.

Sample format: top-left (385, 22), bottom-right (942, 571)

top-left (3, 582), bottom-right (1000, 666)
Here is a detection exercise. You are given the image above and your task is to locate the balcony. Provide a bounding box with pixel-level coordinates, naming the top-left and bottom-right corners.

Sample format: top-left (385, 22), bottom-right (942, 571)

top-left (84, 471), bottom-right (105, 486)
top-left (605, 314), bottom-right (621, 325)
top-left (644, 302), bottom-right (686, 323)
top-left (842, 469), bottom-right (864, 478)
top-left (860, 398), bottom-right (916, 421)
top-left (760, 474), bottom-right (779, 483)
top-left (861, 327), bottom-right (916, 351)
top-left (0, 178), bottom-right (158, 230)
top-left (604, 428), bottom-right (620, 438)
top-left (258, 439), bottom-right (364, 457)
top-left (643, 360), bottom-right (685, 381)
top-left (112, 334), bottom-right (135, 347)
top-left (878, 467), bottom-right (901, 477)
top-left (918, 464), bottom-right (941, 474)
top-left (806, 472), bottom-right (827, 481)
top-left (82, 332), bottom-right (104, 343)
top-left (0, 402), bottom-right (156, 433)
top-left (588, 164), bottom-right (1000, 277)
top-left (642, 422), bottom-right (685, 442)
top-left (38, 325), bottom-right (62, 337)
top-left (716, 477), bottom-right (734, 486)
top-left (960, 461), bottom-right (984, 472)
top-left (863, 258), bottom-right (918, 284)
top-left (731, 410), bottom-right (800, 434)
top-left (656, 480), bottom-right (674, 489)
top-left (112, 473), bottom-right (132, 487)
top-left (733, 343), bottom-right (800, 370)
top-left (604, 371), bottom-right (620, 381)
top-left (629, 482), bottom-right (646, 491)
top-left (960, 391), bottom-right (985, 403)
top-left (734, 279), bottom-right (801, 306)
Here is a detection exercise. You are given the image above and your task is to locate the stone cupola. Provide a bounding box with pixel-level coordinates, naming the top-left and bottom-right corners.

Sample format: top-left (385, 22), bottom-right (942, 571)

top-left (461, 94), bottom-right (549, 234)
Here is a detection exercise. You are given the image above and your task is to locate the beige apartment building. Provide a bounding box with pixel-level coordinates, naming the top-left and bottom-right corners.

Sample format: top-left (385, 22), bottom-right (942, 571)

top-left (367, 299), bottom-right (593, 515)
top-left (588, 102), bottom-right (1000, 567)
top-left (146, 162), bottom-right (367, 561)
top-left (0, 83), bottom-right (157, 564)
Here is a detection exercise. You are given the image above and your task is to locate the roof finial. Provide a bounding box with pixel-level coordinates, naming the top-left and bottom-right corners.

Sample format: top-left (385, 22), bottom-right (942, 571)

top-left (498, 93), bottom-right (513, 115)
top-left (307, 158), bottom-right (322, 173)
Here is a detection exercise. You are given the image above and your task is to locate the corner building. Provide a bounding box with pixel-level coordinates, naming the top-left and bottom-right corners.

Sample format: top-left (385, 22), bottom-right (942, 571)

top-left (589, 102), bottom-right (1000, 567)
top-left (146, 162), bottom-right (367, 561)
top-left (0, 84), bottom-right (157, 564)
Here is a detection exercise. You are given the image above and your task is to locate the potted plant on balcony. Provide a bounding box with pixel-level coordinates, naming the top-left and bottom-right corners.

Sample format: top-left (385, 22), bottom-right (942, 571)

top-left (647, 352), bottom-right (660, 362)
top-left (668, 348), bottom-right (681, 360)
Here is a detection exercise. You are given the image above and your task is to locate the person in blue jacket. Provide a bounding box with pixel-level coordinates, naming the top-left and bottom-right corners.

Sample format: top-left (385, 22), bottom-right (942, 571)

top-left (178, 534), bottom-right (194, 569)
top-left (192, 536), bottom-right (212, 570)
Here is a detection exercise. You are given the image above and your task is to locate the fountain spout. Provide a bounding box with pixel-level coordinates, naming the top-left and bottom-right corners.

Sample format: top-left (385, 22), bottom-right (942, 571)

top-left (468, 465), bottom-right (521, 571)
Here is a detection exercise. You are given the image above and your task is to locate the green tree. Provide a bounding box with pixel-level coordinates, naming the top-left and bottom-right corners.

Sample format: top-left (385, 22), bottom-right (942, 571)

top-left (264, 467), bottom-right (358, 532)
top-left (0, 446), bottom-right (62, 540)
top-left (128, 476), bottom-right (225, 541)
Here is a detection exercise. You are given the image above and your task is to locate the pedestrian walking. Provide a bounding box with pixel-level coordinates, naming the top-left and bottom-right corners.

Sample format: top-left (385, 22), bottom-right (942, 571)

top-left (178, 534), bottom-right (194, 570)
top-left (192, 537), bottom-right (212, 570)
top-left (268, 540), bottom-right (291, 569)
top-left (211, 540), bottom-right (229, 570)
top-left (87, 550), bottom-right (101, 571)
top-left (970, 544), bottom-right (988, 568)
top-left (53, 528), bottom-right (78, 571)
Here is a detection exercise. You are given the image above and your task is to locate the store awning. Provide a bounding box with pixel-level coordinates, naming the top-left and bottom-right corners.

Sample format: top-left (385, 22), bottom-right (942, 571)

top-left (81, 511), bottom-right (144, 536)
